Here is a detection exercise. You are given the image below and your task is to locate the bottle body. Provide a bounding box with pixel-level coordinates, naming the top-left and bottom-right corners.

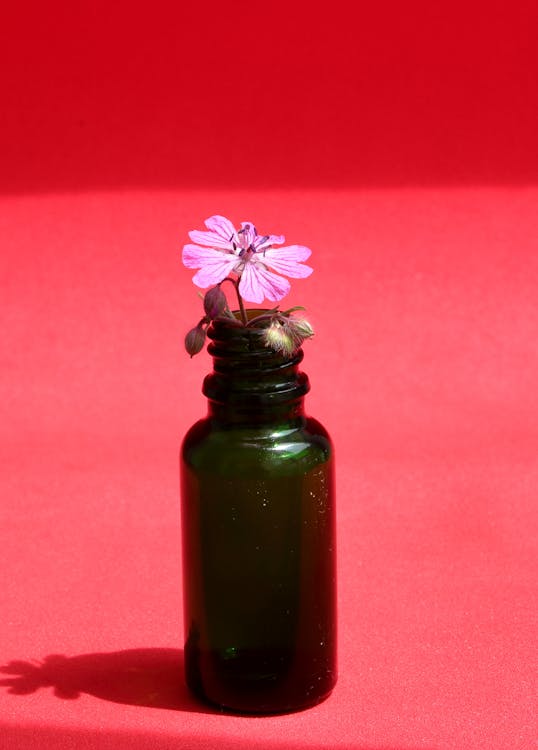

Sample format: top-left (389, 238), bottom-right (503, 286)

top-left (180, 318), bottom-right (336, 713)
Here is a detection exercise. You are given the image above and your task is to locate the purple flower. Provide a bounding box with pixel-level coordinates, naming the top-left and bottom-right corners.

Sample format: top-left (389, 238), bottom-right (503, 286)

top-left (182, 215), bottom-right (313, 304)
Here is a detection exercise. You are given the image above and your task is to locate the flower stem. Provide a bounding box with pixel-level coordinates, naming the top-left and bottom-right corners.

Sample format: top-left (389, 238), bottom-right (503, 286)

top-left (219, 277), bottom-right (248, 325)
top-left (235, 283), bottom-right (248, 325)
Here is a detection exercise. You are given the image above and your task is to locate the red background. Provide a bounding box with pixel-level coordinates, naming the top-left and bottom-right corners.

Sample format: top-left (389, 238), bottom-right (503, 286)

top-left (1, 2), bottom-right (537, 749)
top-left (1, 0), bottom-right (538, 191)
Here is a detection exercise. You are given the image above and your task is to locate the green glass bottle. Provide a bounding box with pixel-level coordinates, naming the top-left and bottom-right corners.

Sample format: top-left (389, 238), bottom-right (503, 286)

top-left (180, 314), bottom-right (336, 713)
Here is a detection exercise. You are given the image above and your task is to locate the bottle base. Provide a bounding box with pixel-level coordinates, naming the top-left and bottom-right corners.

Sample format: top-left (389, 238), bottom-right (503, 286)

top-left (188, 683), bottom-right (336, 715)
top-left (185, 644), bottom-right (337, 715)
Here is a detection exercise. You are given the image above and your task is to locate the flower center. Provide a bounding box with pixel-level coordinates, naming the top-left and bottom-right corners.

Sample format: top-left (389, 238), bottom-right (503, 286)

top-left (237, 225), bottom-right (254, 252)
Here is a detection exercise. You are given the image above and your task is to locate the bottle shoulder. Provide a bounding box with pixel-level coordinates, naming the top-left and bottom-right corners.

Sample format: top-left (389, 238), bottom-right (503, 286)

top-left (181, 415), bottom-right (332, 477)
top-left (182, 415), bottom-right (331, 449)
top-left (181, 418), bottom-right (212, 451)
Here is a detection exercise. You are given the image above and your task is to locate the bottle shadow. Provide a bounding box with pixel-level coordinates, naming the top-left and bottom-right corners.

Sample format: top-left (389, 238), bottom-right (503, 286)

top-left (0, 648), bottom-right (216, 713)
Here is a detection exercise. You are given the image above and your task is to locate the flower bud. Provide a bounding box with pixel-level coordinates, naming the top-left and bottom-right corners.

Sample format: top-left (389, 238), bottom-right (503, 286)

top-left (185, 323), bottom-right (206, 357)
top-left (263, 320), bottom-right (296, 357)
top-left (289, 317), bottom-right (314, 342)
top-left (203, 285), bottom-right (227, 319)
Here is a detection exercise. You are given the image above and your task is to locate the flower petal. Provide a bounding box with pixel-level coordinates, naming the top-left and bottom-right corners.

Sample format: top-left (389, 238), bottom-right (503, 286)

top-left (205, 215), bottom-right (236, 236)
top-left (188, 229), bottom-right (234, 250)
top-left (239, 261), bottom-right (291, 303)
top-left (182, 243), bottom-right (229, 268)
top-left (252, 233), bottom-right (286, 252)
top-left (182, 243), bottom-right (238, 287)
top-left (192, 259), bottom-right (237, 288)
top-left (266, 234), bottom-right (286, 246)
top-left (204, 215), bottom-right (237, 243)
top-left (265, 244), bottom-right (311, 262)
top-left (260, 244), bottom-right (313, 278)
top-left (237, 262), bottom-right (263, 304)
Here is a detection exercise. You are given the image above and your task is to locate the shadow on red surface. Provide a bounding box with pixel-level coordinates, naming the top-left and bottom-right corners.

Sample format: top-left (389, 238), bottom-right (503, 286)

top-left (0, 654), bottom-right (443, 747)
top-left (1, 0), bottom-right (537, 192)
top-left (0, 649), bottom-right (212, 713)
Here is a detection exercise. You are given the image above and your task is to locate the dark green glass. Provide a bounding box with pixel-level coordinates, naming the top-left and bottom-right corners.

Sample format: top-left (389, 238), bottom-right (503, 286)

top-left (180, 314), bottom-right (336, 713)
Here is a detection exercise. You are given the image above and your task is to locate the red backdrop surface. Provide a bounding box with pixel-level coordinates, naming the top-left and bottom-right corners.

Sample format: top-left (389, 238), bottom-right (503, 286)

top-left (1, 2), bottom-right (537, 749)
top-left (1, 0), bottom-right (537, 191)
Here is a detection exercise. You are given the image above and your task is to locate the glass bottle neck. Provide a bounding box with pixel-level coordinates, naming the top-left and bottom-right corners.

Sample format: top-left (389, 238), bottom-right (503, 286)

top-left (202, 315), bottom-right (310, 427)
top-left (207, 399), bottom-right (306, 427)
